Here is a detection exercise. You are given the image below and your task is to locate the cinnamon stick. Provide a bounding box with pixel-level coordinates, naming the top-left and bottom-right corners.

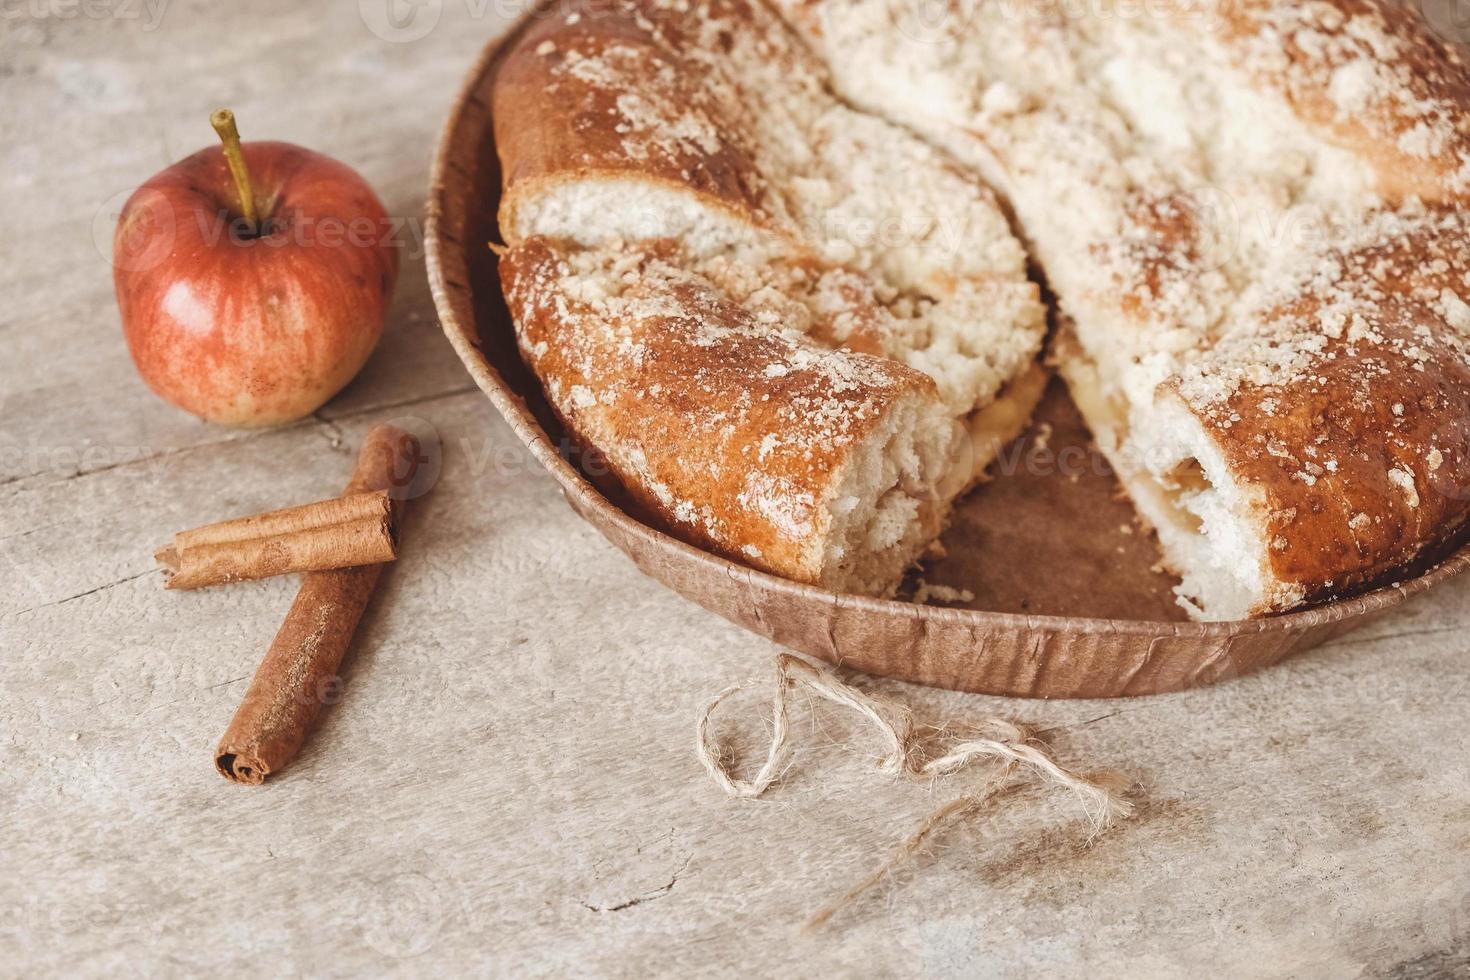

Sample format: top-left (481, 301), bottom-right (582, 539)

top-left (214, 424), bottom-right (419, 785)
top-left (168, 489), bottom-right (392, 551)
top-left (157, 490), bottom-right (396, 590)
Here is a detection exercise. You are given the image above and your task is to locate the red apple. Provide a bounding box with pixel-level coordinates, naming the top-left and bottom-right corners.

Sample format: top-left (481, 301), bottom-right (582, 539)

top-left (113, 112), bottom-right (399, 426)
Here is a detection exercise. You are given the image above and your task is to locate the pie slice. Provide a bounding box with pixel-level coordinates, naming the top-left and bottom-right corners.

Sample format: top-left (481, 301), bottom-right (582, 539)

top-left (490, 0), bottom-right (1046, 594)
top-left (774, 0), bottom-right (1470, 618)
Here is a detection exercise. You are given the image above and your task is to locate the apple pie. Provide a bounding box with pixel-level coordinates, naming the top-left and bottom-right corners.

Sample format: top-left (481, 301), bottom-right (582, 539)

top-left (492, 0), bottom-right (1470, 619)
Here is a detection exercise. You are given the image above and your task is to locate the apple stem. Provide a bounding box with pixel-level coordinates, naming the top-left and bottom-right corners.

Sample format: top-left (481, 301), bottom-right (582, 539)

top-left (210, 109), bottom-right (259, 234)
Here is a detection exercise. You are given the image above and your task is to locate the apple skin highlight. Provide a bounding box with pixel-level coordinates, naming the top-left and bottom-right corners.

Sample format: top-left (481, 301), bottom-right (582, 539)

top-left (114, 141), bottom-right (399, 426)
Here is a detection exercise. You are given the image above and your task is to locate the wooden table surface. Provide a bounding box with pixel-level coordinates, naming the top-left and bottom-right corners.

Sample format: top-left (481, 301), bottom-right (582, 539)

top-left (4, 4), bottom-right (1469, 976)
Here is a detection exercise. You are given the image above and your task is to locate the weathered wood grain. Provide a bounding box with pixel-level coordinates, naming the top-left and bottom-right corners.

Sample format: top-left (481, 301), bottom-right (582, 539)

top-left (2, 3), bottom-right (1469, 977)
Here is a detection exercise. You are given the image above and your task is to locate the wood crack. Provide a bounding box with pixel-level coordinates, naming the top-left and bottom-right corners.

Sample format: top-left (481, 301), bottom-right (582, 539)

top-left (9, 568), bottom-right (154, 619)
top-left (581, 855), bottom-right (692, 913)
top-left (6, 384), bottom-right (480, 490)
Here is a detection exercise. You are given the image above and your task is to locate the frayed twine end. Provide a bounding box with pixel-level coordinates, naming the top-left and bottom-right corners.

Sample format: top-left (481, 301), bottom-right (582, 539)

top-left (694, 654), bottom-right (1139, 927)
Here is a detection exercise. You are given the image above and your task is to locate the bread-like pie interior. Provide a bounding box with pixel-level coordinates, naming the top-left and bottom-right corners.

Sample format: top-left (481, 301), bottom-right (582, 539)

top-left (774, 0), bottom-right (1470, 618)
top-left (493, 0), bottom-right (1047, 595)
top-left (495, 0), bottom-right (1470, 617)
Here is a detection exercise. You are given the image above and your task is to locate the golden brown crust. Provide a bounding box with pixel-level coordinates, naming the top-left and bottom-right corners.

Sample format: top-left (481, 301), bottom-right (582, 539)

top-left (1175, 206), bottom-right (1470, 604)
top-left (1220, 0), bottom-right (1470, 203)
top-left (499, 237), bottom-right (942, 583)
top-left (488, 0), bottom-right (1046, 595)
top-left (476, 0), bottom-right (1470, 619)
top-left (764, 0), bottom-right (1470, 614)
top-left (491, 0), bottom-right (811, 239)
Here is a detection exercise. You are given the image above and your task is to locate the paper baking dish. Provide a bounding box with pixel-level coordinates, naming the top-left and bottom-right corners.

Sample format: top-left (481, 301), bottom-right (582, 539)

top-left (425, 21), bottom-right (1470, 698)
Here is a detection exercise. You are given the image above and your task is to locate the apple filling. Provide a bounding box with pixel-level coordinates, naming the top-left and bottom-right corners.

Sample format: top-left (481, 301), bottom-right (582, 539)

top-left (1058, 345), bottom-right (1272, 620)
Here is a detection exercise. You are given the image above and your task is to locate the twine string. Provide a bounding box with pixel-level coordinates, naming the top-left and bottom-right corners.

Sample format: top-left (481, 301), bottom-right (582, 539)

top-left (694, 654), bottom-right (1136, 927)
